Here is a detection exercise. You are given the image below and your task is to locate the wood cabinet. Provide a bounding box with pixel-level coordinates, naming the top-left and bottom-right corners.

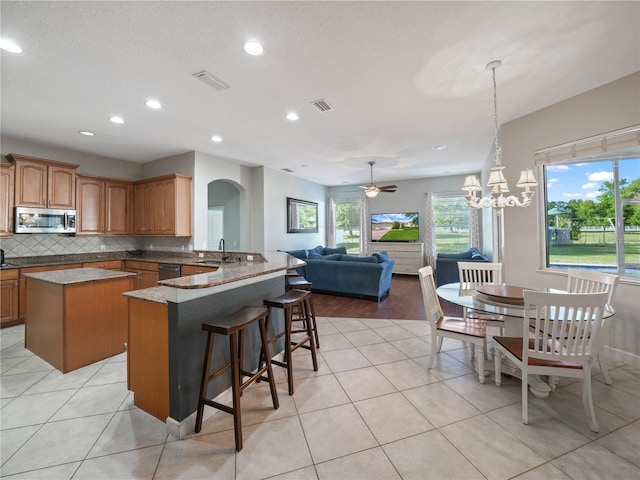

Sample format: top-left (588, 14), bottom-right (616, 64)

top-left (125, 260), bottom-right (159, 290)
top-left (1, 269), bottom-right (19, 327)
top-left (8, 154), bottom-right (78, 209)
top-left (82, 260), bottom-right (124, 270)
top-left (133, 174), bottom-right (191, 236)
top-left (18, 264), bottom-right (82, 322)
top-left (0, 163), bottom-right (15, 237)
top-left (76, 174), bottom-right (132, 235)
top-left (369, 242), bottom-right (424, 275)
top-left (180, 264), bottom-right (218, 276)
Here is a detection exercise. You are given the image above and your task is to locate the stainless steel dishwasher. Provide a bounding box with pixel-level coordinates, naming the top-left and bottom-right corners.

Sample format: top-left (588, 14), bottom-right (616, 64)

top-left (158, 263), bottom-right (181, 280)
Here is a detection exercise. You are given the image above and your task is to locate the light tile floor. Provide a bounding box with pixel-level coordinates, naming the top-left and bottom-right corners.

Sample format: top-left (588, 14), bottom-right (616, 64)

top-left (1, 318), bottom-right (639, 479)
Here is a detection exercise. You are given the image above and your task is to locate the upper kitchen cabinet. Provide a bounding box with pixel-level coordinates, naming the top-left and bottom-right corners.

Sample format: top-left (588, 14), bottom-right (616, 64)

top-left (76, 174), bottom-right (132, 235)
top-left (0, 163), bottom-right (15, 237)
top-left (133, 174), bottom-right (191, 236)
top-left (7, 154), bottom-right (78, 209)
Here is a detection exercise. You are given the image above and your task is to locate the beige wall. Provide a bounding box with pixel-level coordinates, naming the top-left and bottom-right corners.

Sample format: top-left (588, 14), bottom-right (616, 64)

top-left (499, 72), bottom-right (640, 362)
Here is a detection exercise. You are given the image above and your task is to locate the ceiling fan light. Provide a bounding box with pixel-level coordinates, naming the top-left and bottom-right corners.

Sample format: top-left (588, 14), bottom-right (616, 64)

top-left (364, 189), bottom-right (379, 198)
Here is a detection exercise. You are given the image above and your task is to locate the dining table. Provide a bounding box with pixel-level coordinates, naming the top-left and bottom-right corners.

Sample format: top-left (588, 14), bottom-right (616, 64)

top-left (436, 282), bottom-right (615, 398)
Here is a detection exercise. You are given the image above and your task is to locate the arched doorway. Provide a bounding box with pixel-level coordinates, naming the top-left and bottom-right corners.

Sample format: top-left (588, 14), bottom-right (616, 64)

top-left (207, 179), bottom-right (244, 251)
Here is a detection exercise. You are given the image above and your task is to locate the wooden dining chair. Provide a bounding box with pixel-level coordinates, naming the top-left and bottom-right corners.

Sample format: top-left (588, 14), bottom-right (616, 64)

top-left (457, 261), bottom-right (505, 334)
top-left (566, 269), bottom-right (619, 385)
top-left (494, 290), bottom-right (608, 432)
top-left (418, 266), bottom-right (488, 383)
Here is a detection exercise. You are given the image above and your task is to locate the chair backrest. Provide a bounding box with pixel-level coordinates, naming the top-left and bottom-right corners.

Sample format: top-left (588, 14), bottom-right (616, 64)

top-left (523, 290), bottom-right (608, 364)
top-left (566, 268), bottom-right (619, 304)
top-left (418, 266), bottom-right (443, 326)
top-left (458, 261), bottom-right (502, 290)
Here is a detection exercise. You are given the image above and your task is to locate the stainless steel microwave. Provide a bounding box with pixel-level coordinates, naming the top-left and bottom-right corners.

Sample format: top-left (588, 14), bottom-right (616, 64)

top-left (15, 207), bottom-right (77, 234)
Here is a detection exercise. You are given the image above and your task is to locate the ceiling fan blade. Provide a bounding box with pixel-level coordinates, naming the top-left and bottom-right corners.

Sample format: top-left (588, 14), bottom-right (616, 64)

top-left (380, 184), bottom-right (397, 189)
top-left (378, 188), bottom-right (396, 193)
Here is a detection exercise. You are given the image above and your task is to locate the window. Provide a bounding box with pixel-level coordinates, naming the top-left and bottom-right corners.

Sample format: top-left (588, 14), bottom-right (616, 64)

top-left (334, 200), bottom-right (361, 254)
top-left (432, 194), bottom-right (471, 254)
top-left (542, 156), bottom-right (640, 278)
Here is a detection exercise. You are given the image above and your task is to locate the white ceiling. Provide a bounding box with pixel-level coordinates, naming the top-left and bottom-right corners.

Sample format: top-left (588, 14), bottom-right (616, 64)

top-left (1, 1), bottom-right (638, 187)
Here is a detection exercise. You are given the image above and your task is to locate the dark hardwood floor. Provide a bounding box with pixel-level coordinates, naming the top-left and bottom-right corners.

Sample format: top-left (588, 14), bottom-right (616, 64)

top-left (312, 274), bottom-right (462, 320)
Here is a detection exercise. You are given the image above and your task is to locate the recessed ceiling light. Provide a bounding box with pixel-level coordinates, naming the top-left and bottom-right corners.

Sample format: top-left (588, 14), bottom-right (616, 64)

top-left (109, 116), bottom-right (125, 124)
top-left (243, 40), bottom-right (263, 56)
top-left (0, 38), bottom-right (22, 53)
top-left (211, 135), bottom-right (222, 143)
top-left (432, 145), bottom-right (447, 151)
top-left (286, 112), bottom-right (299, 121)
top-left (145, 99), bottom-right (162, 109)
top-left (79, 130), bottom-right (95, 136)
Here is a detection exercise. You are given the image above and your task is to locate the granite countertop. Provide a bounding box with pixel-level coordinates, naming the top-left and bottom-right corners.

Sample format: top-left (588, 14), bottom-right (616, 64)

top-left (123, 286), bottom-right (166, 304)
top-left (1, 250), bottom-right (266, 271)
top-left (24, 267), bottom-right (136, 285)
top-left (158, 251), bottom-right (304, 290)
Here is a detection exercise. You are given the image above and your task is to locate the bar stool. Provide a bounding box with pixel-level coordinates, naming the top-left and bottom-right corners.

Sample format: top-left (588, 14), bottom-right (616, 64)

top-left (285, 276), bottom-right (320, 349)
top-left (262, 290), bottom-right (318, 395)
top-left (194, 306), bottom-right (279, 452)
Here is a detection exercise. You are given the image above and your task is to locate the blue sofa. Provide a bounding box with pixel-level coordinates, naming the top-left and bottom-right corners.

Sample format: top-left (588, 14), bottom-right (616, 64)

top-left (283, 246), bottom-right (395, 301)
top-left (435, 247), bottom-right (490, 287)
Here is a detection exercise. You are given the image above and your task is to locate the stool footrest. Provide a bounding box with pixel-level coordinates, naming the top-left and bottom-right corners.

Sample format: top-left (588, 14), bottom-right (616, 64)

top-left (201, 398), bottom-right (234, 416)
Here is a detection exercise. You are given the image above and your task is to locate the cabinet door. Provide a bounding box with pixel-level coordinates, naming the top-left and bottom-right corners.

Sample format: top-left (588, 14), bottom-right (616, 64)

top-left (134, 183), bottom-right (155, 234)
top-left (48, 165), bottom-right (76, 209)
top-left (140, 270), bottom-right (159, 289)
top-left (76, 177), bottom-right (105, 234)
top-left (0, 164), bottom-right (15, 237)
top-left (105, 180), bottom-right (132, 235)
top-left (126, 268), bottom-right (142, 290)
top-left (0, 275), bottom-right (19, 327)
top-left (154, 179), bottom-right (176, 234)
top-left (15, 161), bottom-right (47, 207)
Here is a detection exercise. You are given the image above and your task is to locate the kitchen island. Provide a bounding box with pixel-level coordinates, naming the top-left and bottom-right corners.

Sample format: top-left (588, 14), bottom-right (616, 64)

top-left (125, 251), bottom-right (304, 438)
top-left (24, 267), bottom-right (135, 373)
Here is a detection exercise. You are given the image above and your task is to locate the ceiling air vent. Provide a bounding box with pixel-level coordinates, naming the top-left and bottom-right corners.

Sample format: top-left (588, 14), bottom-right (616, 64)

top-left (192, 71), bottom-right (231, 90)
top-left (281, 168), bottom-right (294, 173)
top-left (311, 99), bottom-right (333, 112)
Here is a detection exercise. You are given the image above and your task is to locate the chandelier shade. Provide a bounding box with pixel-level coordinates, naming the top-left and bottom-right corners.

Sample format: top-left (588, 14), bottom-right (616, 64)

top-left (462, 60), bottom-right (537, 210)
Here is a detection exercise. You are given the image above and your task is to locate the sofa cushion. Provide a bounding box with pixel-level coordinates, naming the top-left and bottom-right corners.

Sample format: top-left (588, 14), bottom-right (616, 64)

top-left (372, 251), bottom-right (389, 263)
top-left (323, 246), bottom-right (347, 255)
top-left (323, 253), bottom-right (343, 261)
top-left (310, 245), bottom-right (325, 256)
top-left (340, 254), bottom-right (377, 263)
top-left (308, 251), bottom-right (324, 259)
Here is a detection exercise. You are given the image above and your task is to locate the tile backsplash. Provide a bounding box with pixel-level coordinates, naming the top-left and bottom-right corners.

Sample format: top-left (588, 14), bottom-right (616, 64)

top-left (0, 235), bottom-right (192, 259)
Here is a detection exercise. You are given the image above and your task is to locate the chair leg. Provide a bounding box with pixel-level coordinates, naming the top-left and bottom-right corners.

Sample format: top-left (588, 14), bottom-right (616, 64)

top-left (477, 342), bottom-right (485, 384)
top-left (582, 367), bottom-right (599, 433)
top-left (522, 368), bottom-right (529, 425)
top-left (428, 334), bottom-right (438, 370)
top-left (436, 335), bottom-right (444, 353)
top-left (598, 351), bottom-right (612, 386)
top-left (494, 350), bottom-right (502, 386)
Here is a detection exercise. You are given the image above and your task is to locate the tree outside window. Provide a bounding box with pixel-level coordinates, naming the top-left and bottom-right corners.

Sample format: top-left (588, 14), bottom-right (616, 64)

top-left (335, 201), bottom-right (360, 253)
top-left (544, 157), bottom-right (640, 277)
top-left (432, 195), bottom-right (470, 254)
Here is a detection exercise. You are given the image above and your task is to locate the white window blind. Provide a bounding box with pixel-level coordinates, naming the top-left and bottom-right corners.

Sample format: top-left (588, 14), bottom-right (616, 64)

top-left (534, 124), bottom-right (640, 165)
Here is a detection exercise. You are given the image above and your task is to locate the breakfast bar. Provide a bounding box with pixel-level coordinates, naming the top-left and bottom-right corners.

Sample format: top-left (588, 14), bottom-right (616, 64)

top-left (125, 251), bottom-right (304, 438)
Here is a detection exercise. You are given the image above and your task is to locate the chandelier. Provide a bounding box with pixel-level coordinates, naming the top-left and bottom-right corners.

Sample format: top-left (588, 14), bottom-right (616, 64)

top-left (462, 60), bottom-right (538, 209)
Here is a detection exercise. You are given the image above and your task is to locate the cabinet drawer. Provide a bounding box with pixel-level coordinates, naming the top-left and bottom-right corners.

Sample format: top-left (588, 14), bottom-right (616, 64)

top-left (83, 260), bottom-right (123, 270)
top-left (125, 260), bottom-right (158, 271)
top-left (395, 251), bottom-right (421, 260)
top-left (394, 244), bottom-right (422, 252)
top-left (0, 269), bottom-right (19, 280)
top-left (369, 244), bottom-right (388, 252)
top-left (394, 264), bottom-right (419, 275)
top-left (181, 265), bottom-right (218, 276)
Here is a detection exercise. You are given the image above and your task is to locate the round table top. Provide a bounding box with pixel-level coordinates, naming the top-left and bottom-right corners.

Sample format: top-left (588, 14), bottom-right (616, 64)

top-left (436, 282), bottom-right (615, 318)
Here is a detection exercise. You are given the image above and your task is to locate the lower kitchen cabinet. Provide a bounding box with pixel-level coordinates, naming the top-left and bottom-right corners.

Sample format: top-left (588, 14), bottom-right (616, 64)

top-left (125, 260), bottom-right (159, 290)
top-left (18, 264), bottom-right (82, 322)
top-left (1, 269), bottom-right (19, 327)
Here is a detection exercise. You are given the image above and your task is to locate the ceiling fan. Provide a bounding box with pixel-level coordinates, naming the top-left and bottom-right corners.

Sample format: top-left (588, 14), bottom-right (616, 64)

top-left (359, 161), bottom-right (397, 197)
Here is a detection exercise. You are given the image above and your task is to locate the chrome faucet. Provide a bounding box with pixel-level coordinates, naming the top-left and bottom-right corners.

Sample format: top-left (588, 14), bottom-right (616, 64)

top-left (218, 238), bottom-right (230, 262)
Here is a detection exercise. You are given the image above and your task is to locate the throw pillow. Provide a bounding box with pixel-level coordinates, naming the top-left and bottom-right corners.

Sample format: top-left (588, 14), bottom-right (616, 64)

top-left (310, 245), bottom-right (325, 256)
top-left (284, 249), bottom-right (307, 260)
top-left (308, 251), bottom-right (324, 259)
top-left (323, 246), bottom-right (347, 255)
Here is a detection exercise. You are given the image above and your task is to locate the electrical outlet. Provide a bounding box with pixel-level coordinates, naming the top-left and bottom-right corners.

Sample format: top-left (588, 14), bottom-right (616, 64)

top-left (247, 255), bottom-right (253, 261)
top-left (198, 252), bottom-right (204, 258)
